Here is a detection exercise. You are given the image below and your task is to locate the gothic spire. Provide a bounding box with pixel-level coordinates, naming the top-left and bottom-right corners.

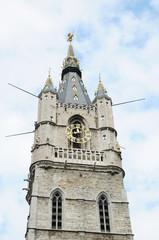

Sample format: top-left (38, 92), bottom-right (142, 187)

top-left (39, 69), bottom-right (57, 97)
top-left (58, 33), bottom-right (91, 106)
top-left (93, 75), bottom-right (111, 102)
top-left (67, 43), bottom-right (75, 57)
top-left (45, 69), bottom-right (53, 87)
top-left (62, 33), bottom-right (80, 72)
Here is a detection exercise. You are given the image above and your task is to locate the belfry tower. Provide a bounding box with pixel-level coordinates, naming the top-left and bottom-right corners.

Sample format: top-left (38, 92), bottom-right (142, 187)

top-left (25, 34), bottom-right (134, 240)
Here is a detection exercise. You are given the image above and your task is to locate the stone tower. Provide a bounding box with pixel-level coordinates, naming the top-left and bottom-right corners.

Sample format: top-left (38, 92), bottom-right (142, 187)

top-left (25, 36), bottom-right (134, 240)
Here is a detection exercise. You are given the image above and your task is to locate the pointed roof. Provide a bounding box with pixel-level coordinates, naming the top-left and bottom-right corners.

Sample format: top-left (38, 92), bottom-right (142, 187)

top-left (58, 73), bottom-right (91, 106)
top-left (67, 44), bottom-right (75, 57)
top-left (45, 71), bottom-right (53, 87)
top-left (62, 33), bottom-right (81, 79)
top-left (58, 34), bottom-right (91, 106)
top-left (92, 76), bottom-right (111, 103)
top-left (97, 79), bottom-right (107, 96)
top-left (39, 70), bottom-right (57, 97)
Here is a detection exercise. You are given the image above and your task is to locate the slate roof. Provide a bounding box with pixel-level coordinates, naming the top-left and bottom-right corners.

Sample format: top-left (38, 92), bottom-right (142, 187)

top-left (39, 42), bottom-right (110, 106)
top-left (57, 43), bottom-right (92, 106)
top-left (92, 80), bottom-right (111, 103)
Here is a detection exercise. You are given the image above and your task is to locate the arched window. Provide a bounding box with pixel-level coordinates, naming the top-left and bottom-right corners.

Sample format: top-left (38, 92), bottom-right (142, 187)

top-left (98, 194), bottom-right (110, 232)
top-left (52, 191), bottom-right (62, 229)
top-left (72, 120), bottom-right (82, 149)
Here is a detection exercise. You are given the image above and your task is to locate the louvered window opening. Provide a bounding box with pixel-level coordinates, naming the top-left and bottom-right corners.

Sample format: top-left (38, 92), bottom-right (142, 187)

top-left (99, 195), bottom-right (110, 232)
top-left (52, 192), bottom-right (62, 229)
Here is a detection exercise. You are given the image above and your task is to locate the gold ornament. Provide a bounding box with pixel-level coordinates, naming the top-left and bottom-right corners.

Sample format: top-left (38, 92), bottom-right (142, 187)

top-left (65, 124), bottom-right (91, 143)
top-left (67, 32), bottom-right (74, 42)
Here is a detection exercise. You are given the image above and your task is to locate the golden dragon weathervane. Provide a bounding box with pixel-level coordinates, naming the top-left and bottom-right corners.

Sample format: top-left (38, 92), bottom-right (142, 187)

top-left (67, 32), bottom-right (74, 42)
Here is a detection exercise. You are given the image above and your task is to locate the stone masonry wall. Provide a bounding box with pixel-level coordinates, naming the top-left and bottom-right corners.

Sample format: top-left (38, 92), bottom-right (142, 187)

top-left (32, 165), bottom-right (131, 234)
top-left (35, 230), bottom-right (134, 240)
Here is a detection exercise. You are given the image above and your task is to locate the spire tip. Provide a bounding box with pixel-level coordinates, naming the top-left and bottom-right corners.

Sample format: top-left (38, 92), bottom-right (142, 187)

top-left (67, 32), bottom-right (74, 43)
top-left (45, 68), bottom-right (53, 86)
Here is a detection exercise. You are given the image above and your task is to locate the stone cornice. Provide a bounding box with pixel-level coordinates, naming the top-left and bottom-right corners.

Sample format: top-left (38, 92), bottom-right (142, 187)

top-left (25, 228), bottom-right (134, 237)
top-left (29, 160), bottom-right (125, 177)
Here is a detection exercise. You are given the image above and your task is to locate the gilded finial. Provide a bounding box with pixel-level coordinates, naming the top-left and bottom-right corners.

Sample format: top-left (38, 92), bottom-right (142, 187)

top-left (63, 32), bottom-right (80, 69)
top-left (97, 73), bottom-right (107, 92)
top-left (48, 68), bottom-right (51, 77)
top-left (99, 73), bottom-right (101, 83)
top-left (45, 68), bottom-right (53, 86)
top-left (62, 60), bottom-right (65, 69)
top-left (67, 32), bottom-right (74, 42)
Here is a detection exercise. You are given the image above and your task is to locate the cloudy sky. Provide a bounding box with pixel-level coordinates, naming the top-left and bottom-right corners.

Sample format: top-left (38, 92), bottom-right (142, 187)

top-left (0, 0), bottom-right (159, 239)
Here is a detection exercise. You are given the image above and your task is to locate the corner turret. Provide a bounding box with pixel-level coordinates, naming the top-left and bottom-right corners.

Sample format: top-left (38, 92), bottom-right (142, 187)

top-left (38, 70), bottom-right (57, 98)
top-left (93, 75), bottom-right (111, 103)
top-left (37, 70), bottom-right (57, 124)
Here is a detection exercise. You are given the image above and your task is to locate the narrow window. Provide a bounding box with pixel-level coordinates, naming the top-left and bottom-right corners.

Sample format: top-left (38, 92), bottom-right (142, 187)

top-left (50, 116), bottom-right (53, 121)
top-left (52, 191), bottom-right (62, 229)
top-left (72, 76), bottom-right (76, 81)
top-left (51, 96), bottom-right (54, 100)
top-left (45, 95), bottom-right (48, 99)
top-left (99, 194), bottom-right (110, 232)
top-left (101, 115), bottom-right (105, 120)
top-left (100, 101), bottom-right (103, 105)
top-left (103, 135), bottom-right (106, 140)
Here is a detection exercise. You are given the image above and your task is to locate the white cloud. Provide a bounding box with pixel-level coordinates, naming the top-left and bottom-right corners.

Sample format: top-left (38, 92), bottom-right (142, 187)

top-left (130, 205), bottom-right (159, 240)
top-left (150, 0), bottom-right (159, 10)
top-left (0, 181), bottom-right (28, 240)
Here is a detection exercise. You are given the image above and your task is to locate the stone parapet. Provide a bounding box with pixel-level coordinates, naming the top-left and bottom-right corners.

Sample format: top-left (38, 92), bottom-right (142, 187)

top-left (31, 145), bottom-right (122, 169)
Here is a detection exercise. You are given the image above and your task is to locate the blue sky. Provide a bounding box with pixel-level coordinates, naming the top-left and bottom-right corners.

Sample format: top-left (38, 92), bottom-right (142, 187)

top-left (0, 0), bottom-right (159, 239)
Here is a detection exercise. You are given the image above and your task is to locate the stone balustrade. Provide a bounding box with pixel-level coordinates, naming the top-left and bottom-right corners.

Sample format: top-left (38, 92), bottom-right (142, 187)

top-left (52, 147), bottom-right (105, 165)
